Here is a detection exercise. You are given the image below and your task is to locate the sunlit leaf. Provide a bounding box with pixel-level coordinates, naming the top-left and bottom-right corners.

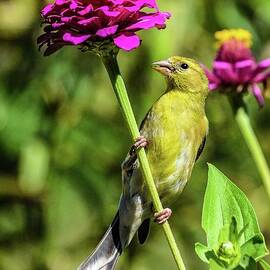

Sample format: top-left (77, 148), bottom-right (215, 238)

top-left (196, 164), bottom-right (268, 269)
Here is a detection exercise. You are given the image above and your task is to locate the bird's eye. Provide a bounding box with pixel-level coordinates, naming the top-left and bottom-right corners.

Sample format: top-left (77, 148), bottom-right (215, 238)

top-left (180, 63), bottom-right (189, 69)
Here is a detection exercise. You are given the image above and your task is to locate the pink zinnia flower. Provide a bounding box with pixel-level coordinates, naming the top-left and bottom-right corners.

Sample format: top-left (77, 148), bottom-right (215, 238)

top-left (37, 0), bottom-right (170, 56)
top-left (204, 29), bottom-right (270, 106)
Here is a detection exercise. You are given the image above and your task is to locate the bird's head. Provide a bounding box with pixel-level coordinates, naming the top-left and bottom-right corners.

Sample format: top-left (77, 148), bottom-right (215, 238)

top-left (152, 56), bottom-right (209, 97)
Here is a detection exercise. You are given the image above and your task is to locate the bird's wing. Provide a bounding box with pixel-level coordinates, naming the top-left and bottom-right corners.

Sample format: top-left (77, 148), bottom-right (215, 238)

top-left (120, 106), bottom-right (154, 197)
top-left (121, 151), bottom-right (138, 197)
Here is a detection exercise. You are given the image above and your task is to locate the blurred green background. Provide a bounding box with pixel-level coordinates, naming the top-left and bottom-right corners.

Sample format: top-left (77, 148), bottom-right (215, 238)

top-left (0, 0), bottom-right (270, 269)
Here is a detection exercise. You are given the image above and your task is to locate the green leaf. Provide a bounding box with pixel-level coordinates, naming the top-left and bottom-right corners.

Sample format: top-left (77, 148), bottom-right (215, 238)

top-left (241, 234), bottom-right (268, 261)
top-left (196, 164), bottom-right (269, 268)
top-left (258, 260), bottom-right (270, 270)
top-left (202, 164), bottom-right (266, 254)
top-left (195, 242), bottom-right (212, 263)
top-left (218, 217), bottom-right (238, 246)
top-left (238, 256), bottom-right (257, 270)
top-left (210, 259), bottom-right (227, 270)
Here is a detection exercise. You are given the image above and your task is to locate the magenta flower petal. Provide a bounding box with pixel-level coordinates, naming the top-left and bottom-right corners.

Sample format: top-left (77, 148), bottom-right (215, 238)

top-left (70, 1), bottom-right (78, 10)
top-left (209, 82), bottom-right (220, 90)
top-left (253, 58), bottom-right (270, 77)
top-left (234, 59), bottom-right (255, 69)
top-left (78, 4), bottom-right (93, 15)
top-left (126, 13), bottom-right (170, 30)
top-left (124, 0), bottom-right (157, 12)
top-left (113, 33), bottom-right (141, 51)
top-left (213, 61), bottom-right (232, 69)
top-left (235, 60), bottom-right (256, 83)
top-left (63, 32), bottom-right (91, 45)
top-left (97, 6), bottom-right (121, 17)
top-left (78, 17), bottom-right (100, 26)
top-left (42, 4), bottom-right (54, 16)
top-left (251, 83), bottom-right (265, 107)
top-left (253, 71), bottom-right (270, 83)
top-left (96, 25), bottom-right (119, 38)
top-left (202, 65), bottom-right (220, 85)
top-left (257, 58), bottom-right (270, 69)
top-left (52, 22), bottom-right (65, 29)
top-left (142, 0), bottom-right (158, 9)
top-left (56, 0), bottom-right (68, 5)
top-left (135, 0), bottom-right (158, 9)
top-left (61, 15), bottom-right (78, 23)
top-left (111, 0), bottom-right (124, 4)
top-left (213, 61), bottom-right (239, 83)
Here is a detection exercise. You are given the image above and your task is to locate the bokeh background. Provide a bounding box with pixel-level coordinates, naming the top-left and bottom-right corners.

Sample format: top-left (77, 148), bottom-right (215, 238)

top-left (0, 0), bottom-right (270, 269)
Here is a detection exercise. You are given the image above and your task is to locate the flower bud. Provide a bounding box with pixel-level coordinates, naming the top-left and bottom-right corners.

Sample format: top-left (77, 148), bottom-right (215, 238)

top-left (217, 241), bottom-right (237, 259)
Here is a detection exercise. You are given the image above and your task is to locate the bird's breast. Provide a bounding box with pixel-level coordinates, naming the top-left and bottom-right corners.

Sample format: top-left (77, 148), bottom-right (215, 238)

top-left (147, 125), bottom-right (197, 195)
top-left (141, 93), bottom-right (207, 202)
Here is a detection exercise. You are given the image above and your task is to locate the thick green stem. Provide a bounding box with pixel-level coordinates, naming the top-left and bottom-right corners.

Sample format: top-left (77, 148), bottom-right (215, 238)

top-left (230, 96), bottom-right (270, 201)
top-left (101, 53), bottom-right (186, 270)
top-left (235, 108), bottom-right (270, 199)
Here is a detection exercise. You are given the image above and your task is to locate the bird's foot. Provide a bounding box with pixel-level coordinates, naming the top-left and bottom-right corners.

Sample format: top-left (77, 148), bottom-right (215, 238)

top-left (154, 208), bottom-right (172, 224)
top-left (129, 136), bottom-right (148, 155)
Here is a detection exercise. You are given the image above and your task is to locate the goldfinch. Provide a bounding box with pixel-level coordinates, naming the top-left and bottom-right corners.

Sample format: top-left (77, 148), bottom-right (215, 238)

top-left (78, 56), bottom-right (209, 270)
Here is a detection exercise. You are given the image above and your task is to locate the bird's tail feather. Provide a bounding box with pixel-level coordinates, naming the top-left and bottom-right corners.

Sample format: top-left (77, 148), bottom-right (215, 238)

top-left (77, 212), bottom-right (122, 270)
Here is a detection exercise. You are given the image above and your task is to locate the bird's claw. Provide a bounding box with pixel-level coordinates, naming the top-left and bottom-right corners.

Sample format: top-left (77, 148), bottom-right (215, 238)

top-left (134, 136), bottom-right (148, 149)
top-left (154, 208), bottom-right (172, 224)
top-left (129, 136), bottom-right (148, 155)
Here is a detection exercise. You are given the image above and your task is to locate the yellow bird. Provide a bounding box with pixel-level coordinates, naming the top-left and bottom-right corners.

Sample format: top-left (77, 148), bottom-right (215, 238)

top-left (78, 56), bottom-right (209, 270)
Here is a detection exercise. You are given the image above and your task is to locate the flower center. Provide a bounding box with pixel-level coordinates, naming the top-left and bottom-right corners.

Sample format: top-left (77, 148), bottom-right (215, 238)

top-left (215, 29), bottom-right (252, 49)
top-left (214, 29), bottom-right (254, 63)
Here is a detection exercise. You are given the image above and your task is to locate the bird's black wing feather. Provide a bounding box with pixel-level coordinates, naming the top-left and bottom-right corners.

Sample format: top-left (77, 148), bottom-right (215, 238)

top-left (137, 218), bottom-right (150, 245)
top-left (195, 136), bottom-right (206, 161)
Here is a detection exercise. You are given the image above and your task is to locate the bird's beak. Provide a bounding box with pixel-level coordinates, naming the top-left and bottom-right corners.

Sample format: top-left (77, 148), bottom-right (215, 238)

top-left (152, 60), bottom-right (174, 76)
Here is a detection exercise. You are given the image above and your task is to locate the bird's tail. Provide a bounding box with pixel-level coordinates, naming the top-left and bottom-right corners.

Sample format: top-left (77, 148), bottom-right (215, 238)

top-left (77, 213), bottom-right (122, 270)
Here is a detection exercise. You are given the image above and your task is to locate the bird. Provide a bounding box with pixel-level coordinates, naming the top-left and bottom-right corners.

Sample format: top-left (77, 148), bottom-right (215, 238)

top-left (78, 56), bottom-right (209, 270)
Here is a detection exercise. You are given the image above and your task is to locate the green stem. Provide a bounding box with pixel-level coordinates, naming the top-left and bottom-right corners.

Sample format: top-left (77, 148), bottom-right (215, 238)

top-left (101, 53), bottom-right (186, 270)
top-left (230, 96), bottom-right (270, 201)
